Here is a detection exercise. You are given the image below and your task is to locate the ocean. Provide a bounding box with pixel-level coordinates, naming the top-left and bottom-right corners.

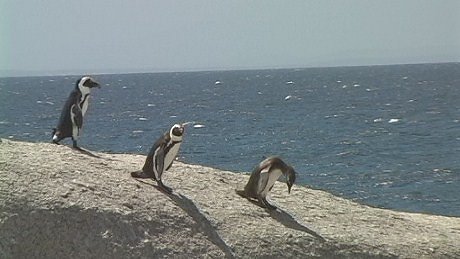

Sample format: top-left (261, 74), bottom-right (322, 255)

top-left (1, 63), bottom-right (459, 217)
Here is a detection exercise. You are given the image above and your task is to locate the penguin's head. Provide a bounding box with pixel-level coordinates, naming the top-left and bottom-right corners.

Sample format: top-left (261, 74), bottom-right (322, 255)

top-left (77, 76), bottom-right (100, 91)
top-left (51, 128), bottom-right (61, 142)
top-left (286, 167), bottom-right (296, 194)
top-left (51, 128), bottom-right (60, 140)
top-left (170, 124), bottom-right (185, 142)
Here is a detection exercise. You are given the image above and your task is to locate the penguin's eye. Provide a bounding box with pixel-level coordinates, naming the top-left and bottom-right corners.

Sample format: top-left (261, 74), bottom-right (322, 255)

top-left (82, 80), bottom-right (89, 86)
top-left (172, 127), bottom-right (183, 136)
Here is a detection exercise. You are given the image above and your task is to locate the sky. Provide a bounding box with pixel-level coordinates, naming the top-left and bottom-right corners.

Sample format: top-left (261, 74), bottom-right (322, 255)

top-left (1, 0), bottom-right (459, 76)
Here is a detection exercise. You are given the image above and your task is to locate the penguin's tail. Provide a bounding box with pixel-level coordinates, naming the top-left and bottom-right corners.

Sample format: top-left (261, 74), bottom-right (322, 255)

top-left (131, 170), bottom-right (151, 179)
top-left (235, 189), bottom-right (247, 198)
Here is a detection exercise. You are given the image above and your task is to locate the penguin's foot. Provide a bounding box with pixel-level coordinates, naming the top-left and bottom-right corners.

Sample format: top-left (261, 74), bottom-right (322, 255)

top-left (52, 140), bottom-right (61, 145)
top-left (72, 141), bottom-right (79, 149)
top-left (158, 181), bottom-right (173, 194)
top-left (265, 203), bottom-right (277, 210)
top-left (259, 197), bottom-right (277, 210)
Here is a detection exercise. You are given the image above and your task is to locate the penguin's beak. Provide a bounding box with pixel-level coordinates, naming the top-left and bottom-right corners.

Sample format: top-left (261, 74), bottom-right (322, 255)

top-left (182, 122), bottom-right (196, 131)
top-left (90, 80), bottom-right (100, 88)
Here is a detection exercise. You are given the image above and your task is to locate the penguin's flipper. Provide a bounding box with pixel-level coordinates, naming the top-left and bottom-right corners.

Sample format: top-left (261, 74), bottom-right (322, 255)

top-left (70, 104), bottom-right (83, 149)
top-left (153, 144), bottom-right (166, 181)
top-left (257, 170), bottom-right (270, 196)
top-left (72, 105), bottom-right (83, 131)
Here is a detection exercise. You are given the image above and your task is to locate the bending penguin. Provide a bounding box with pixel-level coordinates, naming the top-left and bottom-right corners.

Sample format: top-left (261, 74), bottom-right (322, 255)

top-left (52, 76), bottom-right (100, 149)
top-left (131, 123), bottom-right (186, 194)
top-left (237, 156), bottom-right (296, 210)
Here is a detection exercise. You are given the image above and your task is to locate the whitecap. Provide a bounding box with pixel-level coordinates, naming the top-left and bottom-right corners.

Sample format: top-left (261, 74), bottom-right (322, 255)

top-left (284, 95), bottom-right (292, 100)
top-left (388, 118), bottom-right (400, 123)
top-left (286, 81), bottom-right (294, 85)
top-left (138, 118), bottom-right (148, 121)
top-left (193, 124), bottom-right (205, 128)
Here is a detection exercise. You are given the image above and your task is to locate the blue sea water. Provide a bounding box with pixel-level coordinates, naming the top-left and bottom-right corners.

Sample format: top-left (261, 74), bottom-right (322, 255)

top-left (1, 63), bottom-right (459, 217)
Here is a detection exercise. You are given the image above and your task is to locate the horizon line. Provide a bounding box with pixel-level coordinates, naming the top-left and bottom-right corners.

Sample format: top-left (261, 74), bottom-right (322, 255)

top-left (1, 61), bottom-right (459, 78)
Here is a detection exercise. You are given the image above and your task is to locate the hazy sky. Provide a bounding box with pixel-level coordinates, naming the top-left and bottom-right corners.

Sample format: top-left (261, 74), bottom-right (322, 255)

top-left (1, 0), bottom-right (459, 75)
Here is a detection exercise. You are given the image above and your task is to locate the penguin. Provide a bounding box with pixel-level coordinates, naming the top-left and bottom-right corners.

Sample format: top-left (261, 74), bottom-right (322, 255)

top-left (131, 123), bottom-right (186, 194)
top-left (52, 76), bottom-right (100, 148)
top-left (237, 156), bottom-right (296, 210)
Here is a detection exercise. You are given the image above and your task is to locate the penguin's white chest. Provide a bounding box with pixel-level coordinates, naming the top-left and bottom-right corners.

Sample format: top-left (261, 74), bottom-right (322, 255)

top-left (259, 168), bottom-right (283, 197)
top-left (164, 143), bottom-right (181, 169)
top-left (80, 95), bottom-right (90, 116)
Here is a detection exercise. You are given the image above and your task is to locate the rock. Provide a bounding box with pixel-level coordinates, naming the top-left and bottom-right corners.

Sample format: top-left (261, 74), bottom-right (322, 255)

top-left (1, 139), bottom-right (459, 258)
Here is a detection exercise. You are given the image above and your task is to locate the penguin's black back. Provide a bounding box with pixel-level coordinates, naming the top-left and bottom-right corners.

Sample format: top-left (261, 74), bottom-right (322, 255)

top-left (142, 132), bottom-right (170, 175)
top-left (55, 89), bottom-right (81, 138)
top-left (243, 156), bottom-right (287, 198)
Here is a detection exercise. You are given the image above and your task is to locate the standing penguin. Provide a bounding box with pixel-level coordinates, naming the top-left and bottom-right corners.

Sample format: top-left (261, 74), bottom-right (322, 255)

top-left (237, 156), bottom-right (296, 210)
top-left (131, 123), bottom-right (186, 193)
top-left (52, 76), bottom-right (100, 148)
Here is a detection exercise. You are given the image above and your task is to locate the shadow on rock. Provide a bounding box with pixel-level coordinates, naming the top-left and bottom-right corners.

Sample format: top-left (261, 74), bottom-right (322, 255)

top-left (268, 207), bottom-right (326, 242)
top-left (135, 179), bottom-right (236, 259)
top-left (236, 189), bottom-right (325, 241)
top-left (72, 146), bottom-right (119, 161)
top-left (73, 146), bottom-right (103, 158)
